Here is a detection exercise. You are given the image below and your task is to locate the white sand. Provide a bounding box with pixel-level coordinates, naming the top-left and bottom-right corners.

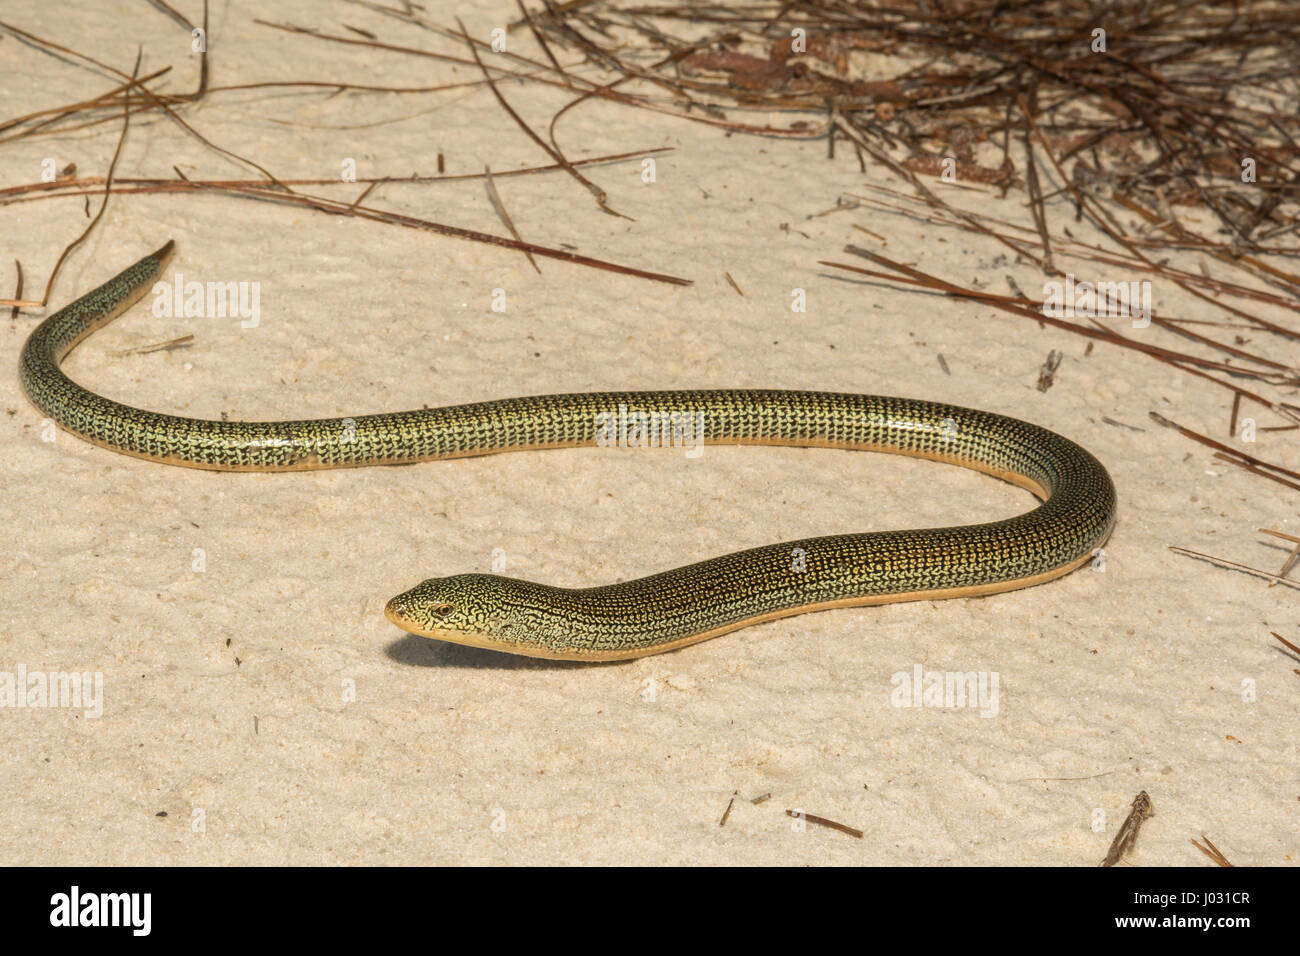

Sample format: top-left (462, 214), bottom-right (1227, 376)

top-left (1, 0), bottom-right (1295, 865)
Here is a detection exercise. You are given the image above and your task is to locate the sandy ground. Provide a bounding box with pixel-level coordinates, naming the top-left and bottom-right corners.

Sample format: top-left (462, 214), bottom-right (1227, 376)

top-left (1, 1), bottom-right (1295, 865)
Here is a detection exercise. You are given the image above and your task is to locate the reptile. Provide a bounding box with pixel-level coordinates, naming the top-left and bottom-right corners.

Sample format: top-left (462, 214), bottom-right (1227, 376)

top-left (20, 242), bottom-right (1116, 660)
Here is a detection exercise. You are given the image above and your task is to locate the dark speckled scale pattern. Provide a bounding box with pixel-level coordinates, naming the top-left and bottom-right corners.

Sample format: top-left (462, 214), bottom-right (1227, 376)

top-left (21, 245), bottom-right (1116, 656)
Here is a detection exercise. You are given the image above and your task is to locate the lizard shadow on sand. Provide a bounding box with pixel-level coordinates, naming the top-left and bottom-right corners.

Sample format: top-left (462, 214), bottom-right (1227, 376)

top-left (384, 634), bottom-right (628, 671)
